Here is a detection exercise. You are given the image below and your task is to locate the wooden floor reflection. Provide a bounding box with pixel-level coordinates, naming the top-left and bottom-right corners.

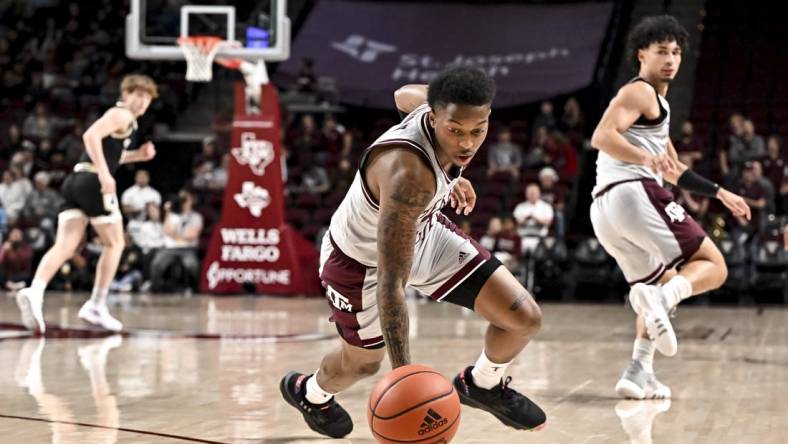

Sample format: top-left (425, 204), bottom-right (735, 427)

top-left (0, 292), bottom-right (786, 443)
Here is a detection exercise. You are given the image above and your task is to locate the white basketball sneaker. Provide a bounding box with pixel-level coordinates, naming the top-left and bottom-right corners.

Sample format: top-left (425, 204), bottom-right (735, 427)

top-left (78, 300), bottom-right (123, 332)
top-left (629, 284), bottom-right (677, 356)
top-left (16, 288), bottom-right (45, 334)
top-left (615, 360), bottom-right (672, 400)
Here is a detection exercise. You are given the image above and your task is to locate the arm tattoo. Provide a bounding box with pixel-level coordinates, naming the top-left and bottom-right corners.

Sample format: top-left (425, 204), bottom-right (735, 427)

top-left (509, 293), bottom-right (529, 311)
top-left (390, 186), bottom-right (433, 207)
top-left (376, 175), bottom-right (433, 368)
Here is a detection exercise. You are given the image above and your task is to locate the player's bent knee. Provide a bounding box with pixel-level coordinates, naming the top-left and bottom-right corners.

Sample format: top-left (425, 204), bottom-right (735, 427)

top-left (354, 360), bottom-right (382, 378)
top-left (714, 260), bottom-right (728, 289)
top-left (105, 236), bottom-right (125, 251)
top-left (507, 299), bottom-right (542, 337)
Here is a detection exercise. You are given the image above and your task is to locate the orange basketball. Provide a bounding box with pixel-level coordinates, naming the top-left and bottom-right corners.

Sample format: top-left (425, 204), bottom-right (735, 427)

top-left (367, 364), bottom-right (461, 444)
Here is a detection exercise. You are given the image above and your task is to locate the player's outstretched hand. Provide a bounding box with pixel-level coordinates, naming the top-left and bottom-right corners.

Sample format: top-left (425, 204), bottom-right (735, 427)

top-left (717, 188), bottom-right (751, 220)
top-left (450, 177), bottom-right (476, 216)
top-left (139, 142), bottom-right (157, 161)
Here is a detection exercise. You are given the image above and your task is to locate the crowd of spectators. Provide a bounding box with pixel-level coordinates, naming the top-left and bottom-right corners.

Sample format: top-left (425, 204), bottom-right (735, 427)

top-left (0, 0), bottom-right (196, 292)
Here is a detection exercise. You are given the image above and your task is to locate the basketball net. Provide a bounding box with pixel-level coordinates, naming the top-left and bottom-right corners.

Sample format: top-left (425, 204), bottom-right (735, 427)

top-left (177, 36), bottom-right (239, 82)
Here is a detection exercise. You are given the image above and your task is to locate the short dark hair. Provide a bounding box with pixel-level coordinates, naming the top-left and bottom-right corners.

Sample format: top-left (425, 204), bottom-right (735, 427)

top-left (627, 15), bottom-right (689, 69)
top-left (427, 66), bottom-right (496, 110)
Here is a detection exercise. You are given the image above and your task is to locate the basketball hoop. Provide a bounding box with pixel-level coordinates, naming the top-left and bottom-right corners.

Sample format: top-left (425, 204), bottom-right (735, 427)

top-left (177, 36), bottom-right (238, 81)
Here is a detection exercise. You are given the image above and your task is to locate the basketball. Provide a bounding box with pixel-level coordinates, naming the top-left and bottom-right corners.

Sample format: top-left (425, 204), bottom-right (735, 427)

top-left (367, 364), bottom-right (461, 444)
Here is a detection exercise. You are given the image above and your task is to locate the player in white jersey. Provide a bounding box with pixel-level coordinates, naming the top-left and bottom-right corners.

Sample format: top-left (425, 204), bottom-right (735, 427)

top-left (590, 16), bottom-right (750, 400)
top-left (280, 67), bottom-right (546, 438)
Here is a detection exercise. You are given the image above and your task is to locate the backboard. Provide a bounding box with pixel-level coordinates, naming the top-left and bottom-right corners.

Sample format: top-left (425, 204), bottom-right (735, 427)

top-left (126, 0), bottom-right (290, 62)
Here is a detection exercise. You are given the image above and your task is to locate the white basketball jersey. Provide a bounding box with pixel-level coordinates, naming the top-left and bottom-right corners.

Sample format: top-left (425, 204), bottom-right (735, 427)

top-left (328, 104), bottom-right (462, 266)
top-left (592, 77), bottom-right (671, 196)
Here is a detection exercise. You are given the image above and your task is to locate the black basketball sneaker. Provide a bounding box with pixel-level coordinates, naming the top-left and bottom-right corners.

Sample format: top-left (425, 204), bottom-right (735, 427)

top-left (453, 366), bottom-right (546, 431)
top-left (279, 372), bottom-right (353, 438)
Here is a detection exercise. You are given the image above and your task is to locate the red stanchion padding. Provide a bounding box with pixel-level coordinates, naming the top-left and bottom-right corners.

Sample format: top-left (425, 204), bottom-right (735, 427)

top-left (200, 83), bottom-right (321, 295)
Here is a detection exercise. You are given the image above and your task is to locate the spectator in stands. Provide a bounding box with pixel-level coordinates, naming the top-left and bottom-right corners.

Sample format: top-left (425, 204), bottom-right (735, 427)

top-left (192, 136), bottom-right (222, 177)
top-left (299, 162), bottom-right (332, 194)
top-left (513, 183), bottom-right (554, 254)
top-left (762, 135), bottom-right (784, 202)
top-left (487, 127), bottom-right (522, 179)
top-left (537, 167), bottom-right (566, 209)
top-left (545, 130), bottom-right (572, 177)
top-left (559, 97), bottom-right (585, 146)
top-left (532, 100), bottom-right (556, 137)
top-left (340, 130), bottom-right (356, 160)
top-left (121, 169), bottom-right (161, 220)
top-left (524, 125), bottom-right (555, 170)
top-left (45, 151), bottom-right (69, 189)
top-left (733, 161), bottom-right (768, 238)
top-left (57, 122), bottom-right (85, 167)
top-left (1, 124), bottom-right (23, 156)
top-left (0, 37), bottom-right (10, 69)
top-left (127, 202), bottom-right (166, 286)
top-left (674, 120), bottom-right (703, 165)
top-left (741, 119), bottom-right (766, 155)
top-left (334, 158), bottom-right (355, 194)
top-left (560, 97), bottom-right (584, 133)
top-left (537, 167), bottom-right (566, 237)
top-left (294, 57), bottom-right (317, 93)
top-left (11, 151), bottom-right (33, 178)
top-left (27, 71), bottom-right (49, 105)
top-left (193, 152), bottom-right (229, 191)
top-left (752, 160), bottom-right (776, 214)
top-left (727, 119), bottom-right (766, 183)
top-left (320, 115), bottom-right (345, 159)
top-left (0, 167), bottom-right (32, 224)
top-left (150, 190), bottom-right (203, 292)
top-left (21, 171), bottom-right (63, 225)
top-left (0, 227), bottom-right (33, 290)
top-left (291, 114), bottom-right (320, 153)
top-left (479, 216), bottom-right (502, 252)
top-left (22, 102), bottom-right (53, 140)
top-left (719, 113), bottom-right (745, 178)
top-left (32, 138), bottom-right (56, 170)
top-left (495, 216), bottom-right (523, 272)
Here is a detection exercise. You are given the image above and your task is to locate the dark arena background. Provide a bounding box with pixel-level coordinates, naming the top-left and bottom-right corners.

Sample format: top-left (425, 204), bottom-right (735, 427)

top-left (0, 1), bottom-right (786, 443)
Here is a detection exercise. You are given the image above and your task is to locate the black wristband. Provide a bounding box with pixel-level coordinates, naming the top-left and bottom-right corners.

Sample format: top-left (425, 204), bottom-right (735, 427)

top-left (677, 170), bottom-right (720, 198)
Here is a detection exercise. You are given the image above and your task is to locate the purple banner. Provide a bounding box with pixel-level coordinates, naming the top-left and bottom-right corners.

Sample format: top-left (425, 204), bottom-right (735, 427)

top-left (277, 1), bottom-right (613, 108)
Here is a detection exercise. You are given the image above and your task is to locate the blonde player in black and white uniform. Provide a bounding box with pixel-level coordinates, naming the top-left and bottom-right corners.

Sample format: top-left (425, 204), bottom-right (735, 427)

top-left (280, 67), bottom-right (546, 438)
top-left (16, 74), bottom-right (158, 333)
top-left (590, 16), bottom-right (750, 399)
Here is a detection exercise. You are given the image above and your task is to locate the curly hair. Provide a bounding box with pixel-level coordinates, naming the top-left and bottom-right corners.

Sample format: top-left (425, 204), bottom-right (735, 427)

top-left (627, 15), bottom-right (689, 70)
top-left (427, 66), bottom-right (496, 110)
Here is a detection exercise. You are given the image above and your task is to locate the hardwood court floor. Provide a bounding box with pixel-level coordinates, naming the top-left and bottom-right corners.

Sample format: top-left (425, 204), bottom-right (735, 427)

top-left (0, 292), bottom-right (786, 443)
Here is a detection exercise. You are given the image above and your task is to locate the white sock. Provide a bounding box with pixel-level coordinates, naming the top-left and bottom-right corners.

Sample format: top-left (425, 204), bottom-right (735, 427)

top-left (30, 278), bottom-right (47, 296)
top-left (90, 287), bottom-right (110, 307)
top-left (660, 275), bottom-right (692, 310)
top-left (632, 338), bottom-right (655, 373)
top-left (470, 349), bottom-right (512, 389)
top-left (305, 371), bottom-right (334, 405)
